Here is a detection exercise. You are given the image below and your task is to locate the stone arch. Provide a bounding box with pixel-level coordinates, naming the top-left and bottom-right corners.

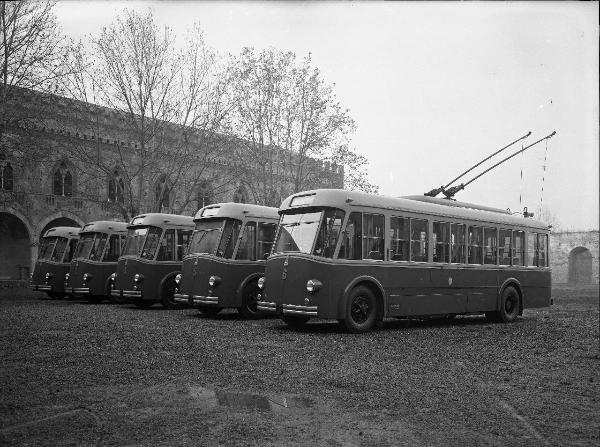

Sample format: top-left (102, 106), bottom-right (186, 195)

top-left (0, 212), bottom-right (32, 279)
top-left (38, 212), bottom-right (84, 242)
top-left (568, 246), bottom-right (593, 285)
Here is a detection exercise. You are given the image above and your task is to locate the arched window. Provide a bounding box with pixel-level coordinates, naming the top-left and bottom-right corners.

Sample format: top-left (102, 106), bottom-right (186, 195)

top-left (196, 181), bottom-right (213, 208)
top-left (52, 161), bottom-right (74, 197)
top-left (155, 174), bottom-right (170, 211)
top-left (108, 171), bottom-right (124, 203)
top-left (1, 162), bottom-right (13, 191)
top-left (233, 186), bottom-right (247, 203)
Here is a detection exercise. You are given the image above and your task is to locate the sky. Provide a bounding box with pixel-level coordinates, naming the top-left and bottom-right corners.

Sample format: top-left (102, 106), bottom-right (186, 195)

top-left (54, 1), bottom-right (599, 230)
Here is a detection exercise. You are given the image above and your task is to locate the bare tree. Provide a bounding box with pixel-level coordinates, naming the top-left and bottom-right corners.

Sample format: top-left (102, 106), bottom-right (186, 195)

top-left (0, 0), bottom-right (72, 158)
top-left (60, 10), bottom-right (235, 220)
top-left (226, 48), bottom-right (377, 205)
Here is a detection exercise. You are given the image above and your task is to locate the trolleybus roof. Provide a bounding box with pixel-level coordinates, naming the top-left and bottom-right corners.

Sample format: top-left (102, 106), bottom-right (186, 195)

top-left (127, 213), bottom-right (194, 228)
top-left (43, 226), bottom-right (81, 238)
top-left (195, 203), bottom-right (279, 221)
top-left (80, 221), bottom-right (128, 234)
top-left (280, 189), bottom-right (549, 230)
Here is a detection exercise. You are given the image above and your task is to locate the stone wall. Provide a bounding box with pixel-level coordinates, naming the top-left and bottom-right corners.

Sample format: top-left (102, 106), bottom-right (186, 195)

top-left (550, 231), bottom-right (599, 284)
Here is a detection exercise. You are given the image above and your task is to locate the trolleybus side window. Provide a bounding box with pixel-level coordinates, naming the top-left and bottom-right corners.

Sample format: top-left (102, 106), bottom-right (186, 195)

top-left (218, 219), bottom-right (242, 258)
top-left (141, 227), bottom-right (162, 260)
top-left (410, 218), bottom-right (428, 262)
top-left (64, 238), bottom-right (78, 263)
top-left (526, 232), bottom-right (536, 266)
top-left (362, 213), bottom-right (384, 260)
top-left (499, 229), bottom-right (512, 265)
top-left (512, 230), bottom-right (525, 266)
top-left (483, 227), bottom-right (497, 265)
top-left (314, 209), bottom-right (345, 259)
top-left (450, 223), bottom-right (466, 263)
top-left (176, 229), bottom-right (192, 260)
top-left (536, 233), bottom-right (548, 267)
top-left (52, 238), bottom-right (68, 262)
top-left (90, 234), bottom-right (108, 261)
top-left (157, 229), bottom-right (176, 261)
top-left (120, 235), bottom-right (126, 255)
top-left (433, 221), bottom-right (450, 263)
top-left (339, 212), bottom-right (362, 260)
top-left (390, 216), bottom-right (409, 261)
top-left (468, 226), bottom-right (483, 264)
top-left (258, 222), bottom-right (276, 259)
top-left (237, 221), bottom-right (257, 260)
top-left (104, 235), bottom-right (121, 262)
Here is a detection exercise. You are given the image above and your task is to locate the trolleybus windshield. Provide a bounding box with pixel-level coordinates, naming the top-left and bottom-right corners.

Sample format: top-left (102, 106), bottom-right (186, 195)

top-left (38, 237), bottom-right (57, 260)
top-left (273, 209), bottom-right (345, 258)
top-left (123, 226), bottom-right (163, 260)
top-left (74, 233), bottom-right (95, 260)
top-left (188, 218), bottom-right (242, 258)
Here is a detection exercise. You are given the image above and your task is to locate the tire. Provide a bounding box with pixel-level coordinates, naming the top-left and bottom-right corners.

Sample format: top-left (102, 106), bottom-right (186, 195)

top-left (160, 277), bottom-right (181, 309)
top-left (282, 315), bottom-right (309, 328)
top-left (497, 285), bottom-right (520, 323)
top-left (197, 306), bottom-right (221, 316)
top-left (342, 285), bottom-right (379, 333)
top-left (237, 281), bottom-right (261, 319)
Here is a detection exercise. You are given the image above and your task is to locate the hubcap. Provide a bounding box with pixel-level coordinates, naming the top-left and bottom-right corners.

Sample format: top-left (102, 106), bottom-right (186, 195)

top-left (351, 296), bottom-right (370, 324)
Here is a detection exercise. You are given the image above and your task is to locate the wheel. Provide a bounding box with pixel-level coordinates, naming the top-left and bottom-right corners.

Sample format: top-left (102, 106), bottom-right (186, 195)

top-left (237, 281), bottom-right (261, 319)
top-left (342, 286), bottom-right (379, 333)
top-left (160, 277), bottom-right (182, 309)
top-left (282, 315), bottom-right (309, 328)
top-left (498, 286), bottom-right (520, 323)
top-left (197, 306), bottom-right (221, 316)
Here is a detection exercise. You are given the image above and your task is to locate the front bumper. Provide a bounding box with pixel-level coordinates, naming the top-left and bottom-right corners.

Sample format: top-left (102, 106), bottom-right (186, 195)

top-left (173, 293), bottom-right (190, 305)
top-left (191, 295), bottom-right (219, 306)
top-left (121, 290), bottom-right (142, 299)
top-left (257, 300), bottom-right (277, 313)
top-left (71, 287), bottom-right (90, 294)
top-left (31, 284), bottom-right (52, 292)
top-left (282, 303), bottom-right (318, 317)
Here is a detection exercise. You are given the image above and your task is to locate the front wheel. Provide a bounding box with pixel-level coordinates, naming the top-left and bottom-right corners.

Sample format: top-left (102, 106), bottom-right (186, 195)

top-left (237, 282), bottom-right (261, 319)
top-left (160, 277), bottom-right (181, 309)
top-left (342, 286), bottom-right (379, 333)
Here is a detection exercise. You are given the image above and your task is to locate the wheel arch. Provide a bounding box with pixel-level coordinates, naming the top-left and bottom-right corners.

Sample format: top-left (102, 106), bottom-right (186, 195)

top-left (235, 272), bottom-right (263, 303)
top-left (159, 271), bottom-right (180, 296)
top-left (341, 276), bottom-right (386, 321)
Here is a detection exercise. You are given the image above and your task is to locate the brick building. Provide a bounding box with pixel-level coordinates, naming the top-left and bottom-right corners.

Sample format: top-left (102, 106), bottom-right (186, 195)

top-left (550, 231), bottom-right (599, 285)
top-left (0, 87), bottom-right (343, 280)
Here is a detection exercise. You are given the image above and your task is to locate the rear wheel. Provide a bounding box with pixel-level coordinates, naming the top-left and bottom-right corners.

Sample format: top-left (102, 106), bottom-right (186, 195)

top-left (238, 281), bottom-right (261, 319)
top-left (342, 286), bottom-right (378, 333)
top-left (486, 286), bottom-right (520, 323)
top-left (160, 277), bottom-right (181, 309)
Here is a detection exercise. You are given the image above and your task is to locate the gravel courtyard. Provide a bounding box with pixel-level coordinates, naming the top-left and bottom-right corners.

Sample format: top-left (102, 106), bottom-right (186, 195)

top-left (0, 285), bottom-right (598, 446)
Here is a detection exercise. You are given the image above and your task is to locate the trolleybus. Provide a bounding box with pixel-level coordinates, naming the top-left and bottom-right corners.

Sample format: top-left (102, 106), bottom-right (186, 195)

top-left (110, 213), bottom-right (194, 308)
top-left (30, 226), bottom-right (80, 299)
top-left (66, 220), bottom-right (128, 303)
top-left (173, 203), bottom-right (278, 317)
top-left (257, 189), bottom-right (551, 333)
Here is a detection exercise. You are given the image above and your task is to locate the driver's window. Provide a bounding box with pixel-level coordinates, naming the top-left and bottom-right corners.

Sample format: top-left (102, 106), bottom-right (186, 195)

top-left (237, 222), bottom-right (257, 260)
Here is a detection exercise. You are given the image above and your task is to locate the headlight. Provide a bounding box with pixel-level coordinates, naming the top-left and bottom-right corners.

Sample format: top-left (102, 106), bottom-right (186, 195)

top-left (306, 279), bottom-right (322, 294)
top-left (208, 275), bottom-right (221, 287)
top-left (257, 276), bottom-right (265, 290)
top-left (175, 273), bottom-right (182, 284)
top-left (83, 273), bottom-right (92, 282)
top-left (65, 273), bottom-right (70, 281)
top-left (110, 272), bottom-right (117, 283)
top-left (134, 273), bottom-right (144, 283)
top-left (45, 272), bottom-right (53, 279)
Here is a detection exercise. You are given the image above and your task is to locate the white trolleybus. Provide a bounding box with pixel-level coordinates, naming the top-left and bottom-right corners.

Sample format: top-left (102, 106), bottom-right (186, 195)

top-left (257, 189), bottom-right (551, 333)
top-left (173, 203), bottom-right (279, 317)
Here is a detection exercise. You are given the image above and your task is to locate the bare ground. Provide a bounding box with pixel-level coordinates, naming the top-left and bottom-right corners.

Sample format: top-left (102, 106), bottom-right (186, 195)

top-left (0, 285), bottom-right (598, 446)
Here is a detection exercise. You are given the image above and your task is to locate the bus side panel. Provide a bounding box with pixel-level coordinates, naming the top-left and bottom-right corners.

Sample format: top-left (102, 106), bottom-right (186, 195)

top-left (520, 269), bottom-right (552, 308)
top-left (462, 268), bottom-right (498, 312)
